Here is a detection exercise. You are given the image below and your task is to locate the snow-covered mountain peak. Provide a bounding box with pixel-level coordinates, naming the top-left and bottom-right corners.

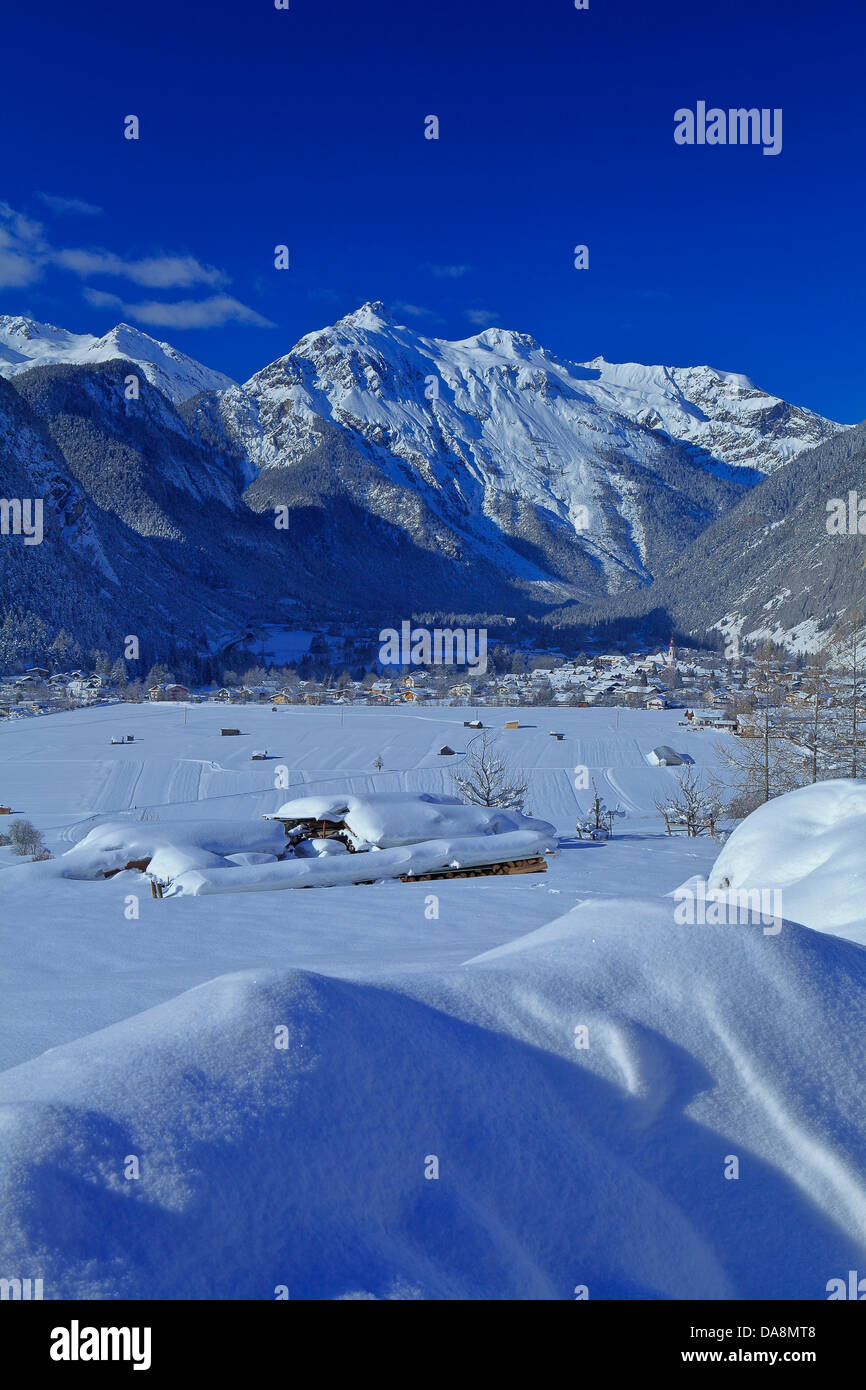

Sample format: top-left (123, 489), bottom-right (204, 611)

top-left (467, 326), bottom-right (540, 357)
top-left (95, 322), bottom-right (159, 352)
top-left (0, 314), bottom-right (93, 363)
top-left (337, 300), bottom-right (393, 330)
top-left (0, 315), bottom-right (235, 404)
top-left (0, 313), bottom-right (64, 340)
top-left (574, 355), bottom-right (842, 472)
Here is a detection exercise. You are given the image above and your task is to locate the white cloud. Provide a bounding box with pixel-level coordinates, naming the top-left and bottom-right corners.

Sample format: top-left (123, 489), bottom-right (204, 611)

top-left (36, 193), bottom-right (103, 217)
top-left (0, 202), bottom-right (43, 244)
top-left (0, 202), bottom-right (46, 287)
top-left (0, 201), bottom-right (248, 315)
top-left (0, 248), bottom-right (42, 288)
top-left (464, 308), bottom-right (499, 327)
top-left (83, 287), bottom-right (274, 329)
top-left (392, 301), bottom-right (443, 322)
top-left (55, 248), bottom-right (227, 289)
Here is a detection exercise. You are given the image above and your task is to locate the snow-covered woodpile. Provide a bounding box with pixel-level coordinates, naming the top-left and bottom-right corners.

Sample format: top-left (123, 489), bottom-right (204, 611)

top-left (265, 792), bottom-right (553, 852)
top-left (51, 794), bottom-right (558, 895)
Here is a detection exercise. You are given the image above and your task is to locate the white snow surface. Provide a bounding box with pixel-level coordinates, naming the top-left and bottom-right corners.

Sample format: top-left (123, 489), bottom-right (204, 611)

top-left (1, 896), bottom-right (864, 1299)
top-left (55, 817), bottom-right (287, 880)
top-left (708, 780), bottom-right (866, 943)
top-left (1, 703), bottom-right (864, 1299)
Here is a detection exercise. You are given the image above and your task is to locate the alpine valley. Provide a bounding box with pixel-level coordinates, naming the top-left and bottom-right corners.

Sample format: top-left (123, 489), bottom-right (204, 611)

top-left (0, 303), bottom-right (853, 664)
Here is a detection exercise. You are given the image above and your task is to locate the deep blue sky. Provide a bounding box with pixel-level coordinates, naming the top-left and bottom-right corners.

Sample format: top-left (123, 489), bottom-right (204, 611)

top-left (1, 0), bottom-right (863, 420)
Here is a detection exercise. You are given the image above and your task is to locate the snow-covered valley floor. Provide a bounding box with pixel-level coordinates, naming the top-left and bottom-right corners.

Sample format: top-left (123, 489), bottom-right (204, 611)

top-left (1, 703), bottom-right (864, 1299)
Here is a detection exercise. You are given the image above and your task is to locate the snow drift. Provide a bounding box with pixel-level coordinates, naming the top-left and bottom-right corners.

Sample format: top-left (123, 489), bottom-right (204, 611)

top-left (44, 794), bottom-right (557, 896)
top-left (708, 779), bottom-right (866, 943)
top-left (56, 819), bottom-right (287, 880)
top-left (1, 896), bottom-right (864, 1300)
top-left (266, 791), bottom-right (555, 850)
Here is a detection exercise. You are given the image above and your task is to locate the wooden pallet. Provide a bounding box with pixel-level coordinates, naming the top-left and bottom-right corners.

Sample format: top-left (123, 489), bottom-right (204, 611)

top-left (401, 856), bottom-right (547, 883)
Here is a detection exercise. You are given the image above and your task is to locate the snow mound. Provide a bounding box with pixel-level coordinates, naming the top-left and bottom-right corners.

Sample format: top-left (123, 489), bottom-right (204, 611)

top-left (1, 896), bottom-right (865, 1299)
top-left (57, 819), bottom-right (287, 880)
top-left (293, 838), bottom-right (349, 858)
top-left (267, 791), bottom-right (554, 849)
top-left (708, 780), bottom-right (866, 942)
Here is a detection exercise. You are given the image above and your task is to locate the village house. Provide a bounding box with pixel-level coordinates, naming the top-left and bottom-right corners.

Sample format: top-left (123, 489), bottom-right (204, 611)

top-left (149, 683), bottom-right (190, 702)
top-left (66, 676), bottom-right (107, 703)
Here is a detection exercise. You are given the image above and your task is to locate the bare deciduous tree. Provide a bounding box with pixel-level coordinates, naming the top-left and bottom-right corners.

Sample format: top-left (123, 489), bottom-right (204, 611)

top-left (453, 730), bottom-right (528, 810)
top-left (653, 767), bottom-right (723, 837)
top-left (8, 818), bottom-right (51, 859)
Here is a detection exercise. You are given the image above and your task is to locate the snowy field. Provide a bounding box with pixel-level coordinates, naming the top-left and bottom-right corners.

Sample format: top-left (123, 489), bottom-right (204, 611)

top-left (1, 702), bottom-right (864, 1300)
top-left (0, 703), bottom-right (727, 1067)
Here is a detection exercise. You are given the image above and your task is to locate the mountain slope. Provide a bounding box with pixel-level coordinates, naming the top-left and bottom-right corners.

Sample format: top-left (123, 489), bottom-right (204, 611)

top-left (0, 303), bottom-right (851, 660)
top-left (2, 361), bottom-right (319, 661)
top-left (0, 373), bottom-right (121, 655)
top-left (207, 303), bottom-right (752, 606)
top-left (551, 419), bottom-right (866, 652)
top-left (0, 315), bottom-right (235, 405)
top-left (575, 357), bottom-right (843, 479)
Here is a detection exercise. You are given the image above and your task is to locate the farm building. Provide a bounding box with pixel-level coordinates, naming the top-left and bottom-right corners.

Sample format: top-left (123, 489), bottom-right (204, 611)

top-left (647, 746), bottom-right (685, 767)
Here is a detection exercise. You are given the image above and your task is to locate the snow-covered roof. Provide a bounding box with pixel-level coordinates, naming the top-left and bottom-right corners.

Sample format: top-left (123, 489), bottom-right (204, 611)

top-left (647, 745), bottom-right (685, 766)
